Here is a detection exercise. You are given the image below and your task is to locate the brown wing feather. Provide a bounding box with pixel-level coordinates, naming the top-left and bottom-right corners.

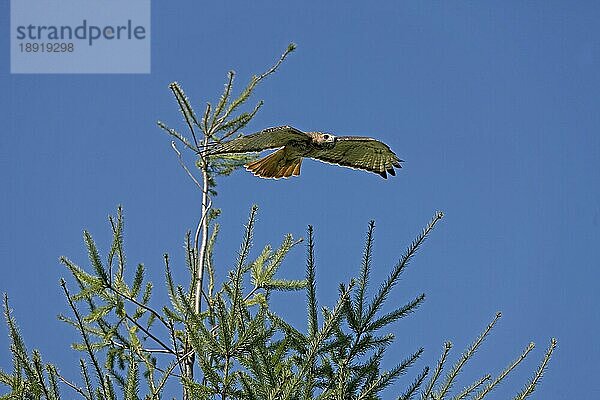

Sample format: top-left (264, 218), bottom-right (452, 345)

top-left (307, 136), bottom-right (402, 178)
top-left (207, 126), bottom-right (310, 154)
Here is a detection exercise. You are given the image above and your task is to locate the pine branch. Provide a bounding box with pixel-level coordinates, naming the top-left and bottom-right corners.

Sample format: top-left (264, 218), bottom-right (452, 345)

top-left (229, 205), bottom-right (259, 330)
top-left (355, 221), bottom-right (375, 330)
top-left (213, 43), bottom-right (296, 131)
top-left (80, 359), bottom-right (94, 399)
top-left (285, 282), bottom-right (354, 398)
top-left (450, 374), bottom-right (490, 400)
top-left (32, 351), bottom-right (51, 399)
top-left (364, 211), bottom-right (443, 328)
top-left (123, 313), bottom-right (175, 356)
top-left (106, 282), bottom-right (170, 331)
top-left (421, 341), bottom-right (452, 400)
top-left (46, 364), bottom-right (61, 400)
top-left (124, 352), bottom-right (140, 400)
top-left (83, 230), bottom-right (110, 286)
top-left (399, 367), bottom-right (429, 400)
top-left (61, 279), bottom-right (110, 400)
top-left (3, 295), bottom-right (32, 380)
top-left (219, 100), bottom-right (263, 140)
top-left (357, 348), bottom-right (424, 400)
top-left (57, 370), bottom-right (89, 399)
top-left (210, 71), bottom-right (235, 130)
top-left (157, 121), bottom-right (196, 153)
top-left (108, 206), bottom-right (126, 285)
top-left (365, 293), bottom-right (425, 332)
top-left (435, 312), bottom-right (502, 398)
top-left (472, 342), bottom-right (535, 400)
top-left (306, 225), bottom-right (319, 339)
top-left (169, 82), bottom-right (201, 149)
top-left (513, 338), bottom-right (557, 400)
top-left (150, 360), bottom-right (179, 399)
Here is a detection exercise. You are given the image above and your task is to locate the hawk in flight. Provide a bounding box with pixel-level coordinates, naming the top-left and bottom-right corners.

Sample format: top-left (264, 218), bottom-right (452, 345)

top-left (206, 126), bottom-right (402, 179)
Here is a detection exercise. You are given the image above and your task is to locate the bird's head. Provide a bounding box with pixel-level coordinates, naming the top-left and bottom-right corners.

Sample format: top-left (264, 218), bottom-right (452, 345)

top-left (313, 132), bottom-right (337, 147)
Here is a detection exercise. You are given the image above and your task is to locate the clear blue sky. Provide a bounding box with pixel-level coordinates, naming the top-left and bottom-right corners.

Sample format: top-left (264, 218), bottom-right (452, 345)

top-left (1, 2), bottom-right (599, 398)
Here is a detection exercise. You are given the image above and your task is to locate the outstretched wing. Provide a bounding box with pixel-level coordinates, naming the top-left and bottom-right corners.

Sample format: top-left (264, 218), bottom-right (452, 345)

top-left (307, 136), bottom-right (402, 178)
top-left (207, 126), bottom-right (310, 154)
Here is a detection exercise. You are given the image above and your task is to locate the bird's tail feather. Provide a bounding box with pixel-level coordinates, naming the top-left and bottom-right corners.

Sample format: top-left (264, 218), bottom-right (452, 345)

top-left (245, 149), bottom-right (302, 179)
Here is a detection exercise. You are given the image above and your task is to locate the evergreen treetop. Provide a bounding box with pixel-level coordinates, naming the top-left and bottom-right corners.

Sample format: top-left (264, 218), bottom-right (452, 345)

top-left (1, 45), bottom-right (556, 400)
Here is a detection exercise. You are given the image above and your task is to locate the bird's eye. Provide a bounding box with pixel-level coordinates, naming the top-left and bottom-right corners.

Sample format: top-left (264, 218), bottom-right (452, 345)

top-left (323, 134), bottom-right (330, 140)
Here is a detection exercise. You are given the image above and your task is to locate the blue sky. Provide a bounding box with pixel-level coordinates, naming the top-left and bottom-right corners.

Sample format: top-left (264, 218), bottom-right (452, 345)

top-left (1, 1), bottom-right (599, 398)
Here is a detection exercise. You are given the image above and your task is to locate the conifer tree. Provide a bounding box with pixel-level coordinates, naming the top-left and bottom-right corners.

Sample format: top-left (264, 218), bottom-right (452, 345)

top-left (1, 45), bottom-right (556, 400)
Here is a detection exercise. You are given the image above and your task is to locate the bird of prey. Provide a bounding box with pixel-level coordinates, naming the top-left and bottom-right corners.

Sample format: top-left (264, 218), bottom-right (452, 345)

top-left (206, 126), bottom-right (402, 179)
